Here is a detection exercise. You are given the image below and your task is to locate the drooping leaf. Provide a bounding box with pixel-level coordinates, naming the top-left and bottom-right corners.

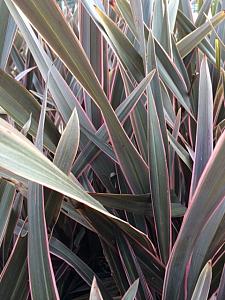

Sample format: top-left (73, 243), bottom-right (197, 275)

top-left (0, 118), bottom-right (153, 250)
top-left (0, 68), bottom-right (60, 152)
top-left (11, 0), bottom-right (149, 194)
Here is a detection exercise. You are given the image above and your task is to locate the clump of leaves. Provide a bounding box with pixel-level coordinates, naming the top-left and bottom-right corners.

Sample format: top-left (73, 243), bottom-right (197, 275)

top-left (0, 0), bottom-right (225, 299)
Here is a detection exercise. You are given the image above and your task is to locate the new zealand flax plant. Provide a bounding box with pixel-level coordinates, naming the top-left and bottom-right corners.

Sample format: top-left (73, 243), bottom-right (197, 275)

top-left (0, 0), bottom-right (225, 299)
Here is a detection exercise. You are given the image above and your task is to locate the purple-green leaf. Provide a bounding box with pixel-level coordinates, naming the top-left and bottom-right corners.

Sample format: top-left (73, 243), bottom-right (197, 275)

top-left (189, 57), bottom-right (213, 200)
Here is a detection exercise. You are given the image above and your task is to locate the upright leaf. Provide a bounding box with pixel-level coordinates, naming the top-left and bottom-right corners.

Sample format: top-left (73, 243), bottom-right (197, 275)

top-left (72, 71), bottom-right (155, 179)
top-left (168, 0), bottom-right (179, 33)
top-left (122, 279), bottom-right (139, 300)
top-left (217, 265), bottom-right (225, 300)
top-left (0, 179), bottom-right (15, 247)
top-left (146, 35), bottom-right (171, 264)
top-left (0, 235), bottom-right (29, 300)
top-left (190, 261), bottom-right (212, 300)
top-left (0, 0), bottom-right (16, 69)
top-left (46, 109), bottom-right (80, 228)
top-left (163, 130), bottom-right (225, 299)
top-left (89, 277), bottom-right (103, 300)
top-left (130, 0), bottom-right (146, 64)
top-left (147, 85), bottom-right (171, 264)
top-left (189, 57), bottom-right (213, 200)
top-left (49, 237), bottom-right (111, 299)
top-left (27, 78), bottom-right (59, 300)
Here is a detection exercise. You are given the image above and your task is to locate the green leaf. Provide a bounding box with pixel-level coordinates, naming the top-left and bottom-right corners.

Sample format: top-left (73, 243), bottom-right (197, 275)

top-left (27, 77), bottom-right (59, 300)
top-left (94, 4), bottom-right (145, 83)
top-left (122, 279), bottom-right (139, 300)
top-left (167, 131), bottom-right (192, 171)
top-left (146, 31), bottom-right (169, 159)
top-left (215, 38), bottom-right (221, 69)
top-left (0, 118), bottom-right (152, 250)
top-left (53, 109), bottom-right (80, 173)
top-left (190, 261), bottom-right (212, 300)
top-left (72, 71), bottom-right (155, 181)
top-left (93, 4), bottom-right (192, 116)
top-left (0, 116), bottom-right (107, 213)
top-left (187, 198), bottom-right (225, 297)
top-left (168, 0), bottom-right (179, 32)
top-left (49, 237), bottom-right (112, 299)
top-left (146, 35), bottom-right (171, 264)
top-left (217, 265), bottom-right (225, 300)
top-left (147, 84), bottom-right (171, 264)
top-left (46, 109), bottom-right (80, 228)
top-left (163, 130), bottom-right (225, 299)
top-left (116, 0), bottom-right (136, 36)
top-left (154, 38), bottom-right (192, 115)
top-left (0, 179), bottom-right (15, 247)
top-left (179, 0), bottom-right (193, 21)
top-left (101, 240), bottom-right (129, 295)
top-left (0, 68), bottom-right (60, 152)
top-left (195, 0), bottom-right (212, 27)
top-left (152, 0), bottom-right (164, 41)
top-left (130, 0), bottom-right (146, 64)
top-left (121, 71), bottom-right (148, 162)
top-left (189, 57), bottom-right (213, 199)
top-left (6, 0), bottom-right (93, 131)
top-left (66, 193), bottom-right (186, 219)
top-left (27, 182), bottom-right (59, 300)
top-left (169, 109), bottom-right (181, 188)
top-left (11, 0), bottom-right (149, 194)
top-left (177, 11), bottom-right (225, 58)
top-left (176, 9), bottom-right (216, 64)
top-left (0, 0), bottom-right (16, 69)
top-left (0, 235), bottom-right (29, 300)
top-left (50, 237), bottom-right (97, 286)
top-left (116, 232), bottom-right (151, 299)
top-left (5, 0), bottom-right (117, 188)
top-left (160, 0), bottom-right (172, 55)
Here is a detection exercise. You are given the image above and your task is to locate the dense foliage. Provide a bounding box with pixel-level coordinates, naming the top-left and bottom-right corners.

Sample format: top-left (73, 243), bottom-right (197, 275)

top-left (0, 0), bottom-right (225, 299)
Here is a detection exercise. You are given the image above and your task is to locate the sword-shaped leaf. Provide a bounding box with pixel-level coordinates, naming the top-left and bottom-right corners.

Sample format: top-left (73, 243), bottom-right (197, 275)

top-left (189, 57), bottom-right (213, 200)
top-left (163, 130), bottom-right (225, 299)
top-left (11, 0), bottom-right (149, 194)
